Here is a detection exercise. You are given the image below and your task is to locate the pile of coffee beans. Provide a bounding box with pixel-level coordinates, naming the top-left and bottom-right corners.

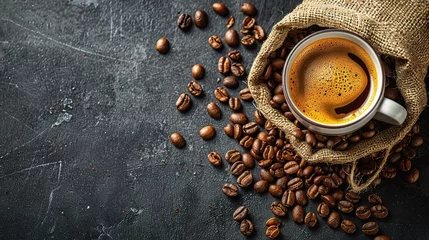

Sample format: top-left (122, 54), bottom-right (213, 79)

top-left (164, 2), bottom-right (422, 239)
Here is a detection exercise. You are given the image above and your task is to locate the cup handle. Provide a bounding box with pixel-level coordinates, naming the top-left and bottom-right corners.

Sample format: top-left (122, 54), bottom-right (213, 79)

top-left (373, 97), bottom-right (407, 125)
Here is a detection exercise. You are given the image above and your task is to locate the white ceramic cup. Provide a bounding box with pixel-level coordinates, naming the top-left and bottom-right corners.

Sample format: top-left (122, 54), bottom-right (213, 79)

top-left (282, 29), bottom-right (407, 136)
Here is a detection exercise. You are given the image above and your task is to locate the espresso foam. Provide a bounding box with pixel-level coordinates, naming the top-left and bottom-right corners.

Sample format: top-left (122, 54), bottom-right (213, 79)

top-left (289, 38), bottom-right (377, 124)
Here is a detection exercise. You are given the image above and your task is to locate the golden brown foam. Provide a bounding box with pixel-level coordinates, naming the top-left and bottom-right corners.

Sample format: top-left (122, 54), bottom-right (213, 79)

top-left (289, 38), bottom-right (377, 124)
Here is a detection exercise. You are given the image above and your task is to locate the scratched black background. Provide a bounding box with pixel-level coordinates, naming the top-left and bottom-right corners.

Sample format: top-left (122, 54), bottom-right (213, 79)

top-left (0, 0), bottom-right (428, 239)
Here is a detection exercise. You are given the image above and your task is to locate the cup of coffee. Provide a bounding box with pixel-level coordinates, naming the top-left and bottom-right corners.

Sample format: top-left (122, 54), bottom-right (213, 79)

top-left (282, 29), bottom-right (407, 136)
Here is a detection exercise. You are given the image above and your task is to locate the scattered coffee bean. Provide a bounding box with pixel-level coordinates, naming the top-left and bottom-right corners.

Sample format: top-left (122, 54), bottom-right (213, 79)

top-left (223, 76), bottom-right (239, 89)
top-left (374, 235), bottom-right (391, 240)
top-left (214, 87), bottom-right (229, 102)
top-left (207, 102), bottom-right (221, 119)
top-left (170, 132), bottom-right (185, 148)
top-left (321, 194), bottom-right (336, 208)
top-left (307, 184), bottom-right (319, 200)
top-left (292, 128), bottom-right (304, 140)
top-left (177, 13), bottom-right (192, 31)
top-left (240, 219), bottom-right (254, 236)
top-left (292, 205), bottom-right (305, 223)
top-left (239, 135), bottom-right (253, 148)
top-left (407, 168), bottom-right (419, 183)
top-left (265, 225), bottom-right (280, 239)
top-left (371, 205), bottom-right (389, 220)
top-left (237, 170), bottom-right (253, 187)
top-left (362, 221), bottom-right (379, 235)
top-left (317, 202), bottom-right (330, 218)
top-left (225, 150), bottom-right (242, 163)
top-left (368, 194), bottom-right (383, 205)
top-left (242, 16), bottom-right (255, 29)
top-left (269, 184), bottom-right (283, 197)
top-left (233, 206), bottom-right (249, 221)
top-left (381, 165), bottom-right (397, 179)
top-left (212, 2), bottom-right (229, 16)
top-left (287, 177), bottom-right (303, 191)
top-left (241, 2), bottom-right (257, 16)
top-left (295, 190), bottom-right (308, 206)
top-left (305, 132), bottom-right (317, 147)
top-left (241, 35), bottom-right (255, 47)
top-left (176, 93), bottom-right (191, 111)
top-left (239, 88), bottom-right (253, 101)
top-left (355, 205), bottom-right (371, 219)
top-left (231, 63), bottom-right (246, 77)
top-left (266, 217), bottom-right (281, 227)
top-left (230, 161), bottom-right (246, 176)
top-left (155, 37), bottom-right (169, 54)
top-left (341, 220), bottom-right (356, 234)
top-left (284, 161), bottom-right (299, 175)
top-left (327, 211), bottom-right (341, 229)
top-left (337, 200), bottom-right (354, 214)
top-left (304, 212), bottom-right (317, 227)
top-left (230, 112), bottom-right (249, 124)
top-left (226, 16), bottom-right (235, 28)
top-left (224, 124), bottom-right (234, 137)
top-left (398, 158), bottom-right (412, 172)
top-left (253, 25), bottom-right (265, 40)
top-left (193, 10), bottom-right (208, 28)
top-left (281, 189), bottom-right (295, 207)
top-left (222, 183), bottom-right (238, 197)
top-left (187, 81), bottom-right (203, 96)
top-left (254, 179), bottom-right (268, 193)
top-left (233, 124), bottom-right (243, 140)
top-left (228, 50), bottom-right (242, 62)
top-left (410, 134), bottom-right (423, 147)
top-left (242, 153), bottom-right (254, 168)
top-left (276, 176), bottom-right (289, 190)
top-left (225, 29), bottom-right (239, 47)
top-left (207, 152), bottom-right (222, 166)
top-left (200, 126), bottom-right (216, 140)
top-left (218, 57), bottom-right (231, 74)
top-left (271, 201), bottom-right (287, 217)
top-left (270, 58), bottom-right (285, 70)
top-left (191, 64), bottom-right (205, 80)
top-left (345, 191), bottom-right (361, 203)
top-left (208, 35), bottom-right (223, 49)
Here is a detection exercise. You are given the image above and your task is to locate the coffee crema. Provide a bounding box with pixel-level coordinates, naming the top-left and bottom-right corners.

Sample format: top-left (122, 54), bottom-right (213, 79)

top-left (288, 37), bottom-right (377, 124)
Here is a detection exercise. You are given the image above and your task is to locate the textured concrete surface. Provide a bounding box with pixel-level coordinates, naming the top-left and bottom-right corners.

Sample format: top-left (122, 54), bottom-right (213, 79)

top-left (0, 0), bottom-right (428, 239)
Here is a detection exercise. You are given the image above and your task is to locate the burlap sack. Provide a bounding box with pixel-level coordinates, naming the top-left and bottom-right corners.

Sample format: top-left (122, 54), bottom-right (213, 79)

top-left (248, 0), bottom-right (429, 191)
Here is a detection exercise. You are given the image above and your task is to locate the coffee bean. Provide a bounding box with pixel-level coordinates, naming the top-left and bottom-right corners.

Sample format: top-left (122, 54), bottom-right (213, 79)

top-left (381, 165), bottom-right (397, 179)
top-left (410, 134), bottom-right (423, 147)
top-left (242, 122), bottom-right (259, 135)
top-left (226, 98), bottom-right (241, 112)
top-left (224, 124), bottom-right (234, 137)
top-left (327, 211), bottom-right (341, 229)
top-left (284, 161), bottom-right (300, 175)
top-left (228, 50), bottom-right (242, 62)
top-left (402, 147), bottom-right (416, 159)
top-left (239, 136), bottom-right (253, 148)
top-left (240, 219), bottom-right (254, 236)
top-left (271, 58), bottom-right (285, 70)
top-left (206, 102), bottom-right (221, 119)
top-left (218, 57), bottom-right (231, 74)
top-left (374, 235), bottom-right (391, 240)
top-left (241, 2), bottom-right (257, 16)
top-left (214, 87), bottom-right (229, 102)
top-left (225, 29), bottom-right (239, 47)
top-left (241, 35), bottom-right (255, 47)
top-left (263, 145), bottom-right (276, 159)
top-left (362, 222), bottom-right (379, 235)
top-left (237, 170), bottom-right (253, 187)
top-left (233, 206), bottom-right (249, 221)
top-left (240, 153), bottom-right (254, 169)
top-left (345, 191), bottom-right (361, 203)
top-left (231, 63), bottom-right (246, 77)
top-left (275, 176), bottom-right (288, 190)
top-left (176, 93), bottom-right (191, 111)
top-left (170, 132), bottom-right (185, 148)
top-left (254, 179), bottom-right (268, 193)
top-left (355, 205), bottom-right (371, 219)
top-left (222, 183), bottom-right (238, 197)
top-left (272, 94), bottom-right (286, 106)
top-left (271, 201), bottom-right (287, 217)
top-left (305, 132), bottom-right (317, 147)
top-left (230, 161), bottom-right (245, 176)
top-left (348, 134), bottom-right (361, 143)
top-left (371, 205), bottom-right (388, 219)
top-left (253, 25), bottom-right (265, 40)
top-left (187, 81), bottom-right (203, 97)
top-left (260, 168), bottom-right (275, 182)
top-left (263, 65), bottom-right (273, 80)
top-left (407, 168), bottom-right (420, 183)
top-left (318, 185), bottom-right (329, 195)
top-left (317, 203), bottom-right (330, 218)
top-left (362, 130), bottom-right (376, 139)
top-left (384, 87), bottom-right (400, 100)
top-left (288, 177), bottom-right (303, 191)
top-left (190, 64), bottom-right (205, 80)
top-left (193, 10), bottom-right (208, 28)
top-left (341, 220), bottom-right (356, 234)
top-left (259, 159), bottom-right (273, 168)
top-left (222, 78), bottom-right (239, 91)
top-left (281, 189), bottom-right (295, 207)
top-left (321, 194), bottom-right (336, 208)
top-left (177, 13), bottom-right (192, 31)
top-left (242, 16), bottom-right (255, 29)
top-left (399, 158), bottom-right (412, 172)
top-left (307, 184), bottom-right (319, 200)
top-left (239, 88), bottom-right (253, 101)
top-left (230, 112), bottom-right (248, 124)
top-left (200, 126), bottom-right (216, 140)
top-left (269, 184), bottom-right (283, 197)
top-left (212, 2), bottom-right (229, 16)
top-left (155, 37), bottom-right (169, 54)
top-left (292, 205), bottom-right (305, 223)
top-left (292, 128), bottom-right (304, 140)
top-left (295, 190), bottom-right (308, 206)
top-left (226, 16), bottom-right (234, 28)
top-left (225, 150), bottom-right (242, 163)
top-left (304, 212), bottom-right (317, 227)
top-left (265, 225), bottom-right (280, 239)
top-left (388, 152), bottom-right (402, 164)
top-left (208, 152), bottom-right (222, 166)
top-left (412, 123), bottom-right (420, 134)
top-left (368, 194), bottom-right (383, 205)
top-left (208, 35), bottom-right (223, 50)
top-left (266, 217), bottom-right (281, 227)
top-left (233, 124), bottom-right (243, 140)
top-left (338, 200), bottom-right (354, 214)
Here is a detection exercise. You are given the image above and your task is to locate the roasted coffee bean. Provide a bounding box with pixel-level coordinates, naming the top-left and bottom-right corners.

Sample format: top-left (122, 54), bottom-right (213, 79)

top-left (208, 35), bottom-right (223, 49)
top-left (381, 165), bottom-right (397, 179)
top-left (273, 72), bottom-right (283, 83)
top-left (259, 159), bottom-right (272, 168)
top-left (241, 2), bottom-right (257, 16)
top-left (304, 212), bottom-right (317, 227)
top-left (227, 98), bottom-right (241, 112)
top-left (254, 180), bottom-right (268, 193)
top-left (212, 2), bottom-right (229, 16)
top-left (362, 130), bottom-right (376, 139)
top-left (292, 205), bottom-right (305, 223)
top-left (305, 132), bottom-right (317, 147)
top-left (193, 10), bottom-right (208, 28)
top-left (281, 189), bottom-right (295, 207)
top-left (295, 190), bottom-right (308, 206)
top-left (242, 16), bottom-right (256, 29)
top-left (317, 203), bottom-right (330, 218)
top-left (288, 177), bottom-right (303, 191)
top-left (371, 205), bottom-right (388, 219)
top-left (269, 184), bottom-right (283, 198)
top-left (218, 57), bottom-right (231, 74)
top-left (231, 63), bottom-right (246, 77)
top-left (206, 102), bottom-right (221, 119)
top-left (402, 147), bottom-right (416, 159)
top-left (233, 124), bottom-right (243, 140)
top-left (224, 123), bottom-right (234, 137)
top-left (222, 183), bottom-right (238, 197)
top-left (242, 153), bottom-right (254, 168)
top-left (263, 65), bottom-right (273, 80)
top-left (270, 162), bottom-right (285, 178)
top-left (275, 176), bottom-right (288, 190)
top-left (237, 170), bottom-right (253, 187)
top-left (208, 152), bottom-right (222, 166)
top-left (284, 161), bottom-right (300, 175)
top-left (313, 175), bottom-right (328, 185)
top-left (230, 161), bottom-right (246, 176)
top-left (330, 189), bottom-right (344, 202)
top-left (321, 195), bottom-right (336, 208)
top-left (374, 235), bottom-right (391, 240)
top-left (240, 219), bottom-right (254, 236)
top-left (345, 191), bottom-right (361, 203)
top-left (191, 64), bottom-right (205, 80)
top-left (338, 200), bottom-right (354, 214)
top-left (226, 16), bottom-right (234, 28)
top-left (241, 35), bottom-right (255, 47)
top-left (362, 222), bottom-right (379, 235)
top-left (177, 13), bottom-right (192, 31)
top-left (176, 93), bottom-right (191, 111)
top-left (410, 134), bottom-right (423, 147)
top-left (384, 87), bottom-right (400, 100)
top-left (253, 25), bottom-right (265, 40)
top-left (230, 112), bottom-right (248, 125)
top-left (239, 136), bottom-right (254, 148)
top-left (263, 145), bottom-right (276, 159)
top-left (307, 184), bottom-right (319, 200)
top-left (225, 150), bottom-right (242, 163)
top-left (228, 50), bottom-right (242, 62)
top-left (326, 136), bottom-right (341, 149)
top-left (407, 168), bottom-right (420, 183)
top-left (225, 29), bottom-right (239, 47)
top-left (260, 168), bottom-right (275, 182)
top-left (239, 88), bottom-right (253, 101)
top-left (233, 206), bottom-right (249, 221)
top-left (224, 76), bottom-right (239, 89)
top-left (368, 194), bottom-right (383, 205)
top-left (170, 132), bottom-right (185, 148)
top-left (271, 58), bottom-right (285, 70)
top-left (214, 87), bottom-right (229, 102)
top-left (399, 158), bottom-right (412, 172)
top-left (187, 81), bottom-right (203, 97)
top-left (341, 220), bottom-right (356, 234)
top-left (292, 128), bottom-right (304, 140)
top-left (388, 152), bottom-right (401, 164)
top-left (316, 185), bottom-right (328, 196)
top-left (331, 173), bottom-right (343, 187)
top-left (264, 120), bottom-right (275, 131)
top-left (271, 201), bottom-right (287, 217)
top-left (355, 206), bottom-right (371, 219)
top-left (271, 94), bottom-right (286, 106)
top-left (412, 123), bottom-right (420, 134)
top-left (335, 140), bottom-right (349, 150)
top-left (243, 122), bottom-right (258, 135)
top-left (321, 176), bottom-right (335, 189)
top-left (200, 126), bottom-right (216, 140)
top-left (348, 134), bottom-right (361, 143)
top-left (265, 225), bottom-right (280, 239)
top-left (155, 37), bottom-right (169, 53)
top-left (327, 211), bottom-right (341, 229)
top-left (266, 217), bottom-right (281, 227)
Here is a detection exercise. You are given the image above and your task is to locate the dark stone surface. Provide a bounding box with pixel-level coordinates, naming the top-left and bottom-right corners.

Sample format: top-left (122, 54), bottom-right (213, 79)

top-left (0, 0), bottom-right (428, 239)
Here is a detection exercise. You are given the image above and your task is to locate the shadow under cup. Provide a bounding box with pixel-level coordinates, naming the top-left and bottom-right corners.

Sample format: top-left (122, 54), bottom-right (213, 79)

top-left (282, 29), bottom-right (386, 136)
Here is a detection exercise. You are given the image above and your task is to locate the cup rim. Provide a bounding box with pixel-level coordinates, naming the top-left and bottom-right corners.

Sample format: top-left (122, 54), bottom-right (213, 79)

top-left (282, 29), bottom-right (385, 129)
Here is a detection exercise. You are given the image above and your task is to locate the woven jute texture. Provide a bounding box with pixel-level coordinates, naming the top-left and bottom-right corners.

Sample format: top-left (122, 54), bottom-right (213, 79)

top-left (248, 0), bottom-right (429, 191)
